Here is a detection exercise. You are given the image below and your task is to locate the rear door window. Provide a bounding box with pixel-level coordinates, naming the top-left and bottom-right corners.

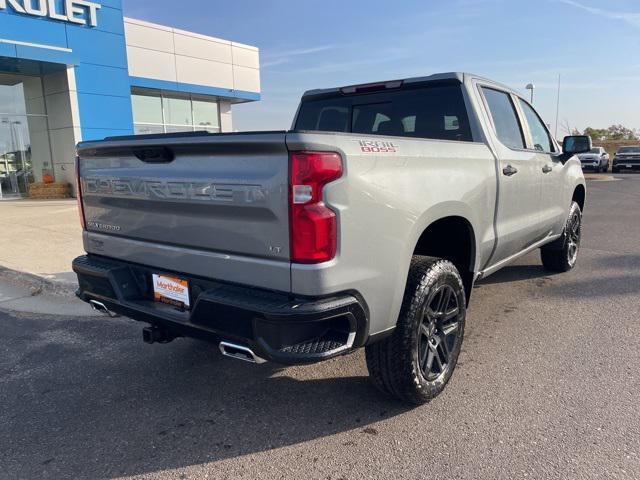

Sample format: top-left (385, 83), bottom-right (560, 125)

top-left (481, 87), bottom-right (525, 149)
top-left (518, 98), bottom-right (554, 153)
top-left (295, 84), bottom-right (473, 142)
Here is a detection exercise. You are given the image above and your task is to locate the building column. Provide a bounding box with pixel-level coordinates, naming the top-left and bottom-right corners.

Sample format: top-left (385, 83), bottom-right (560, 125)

top-left (219, 100), bottom-right (233, 132)
top-left (43, 67), bottom-right (83, 195)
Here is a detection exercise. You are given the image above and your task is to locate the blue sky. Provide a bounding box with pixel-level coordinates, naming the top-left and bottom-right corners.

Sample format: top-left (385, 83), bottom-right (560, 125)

top-left (124, 0), bottom-right (640, 135)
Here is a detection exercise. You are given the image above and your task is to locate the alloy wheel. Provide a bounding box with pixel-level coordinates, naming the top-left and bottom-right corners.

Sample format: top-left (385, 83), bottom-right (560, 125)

top-left (418, 285), bottom-right (462, 382)
top-left (567, 211), bottom-right (581, 267)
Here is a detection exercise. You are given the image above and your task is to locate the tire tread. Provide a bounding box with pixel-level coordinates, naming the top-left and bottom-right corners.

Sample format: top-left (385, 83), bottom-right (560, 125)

top-left (366, 256), bottom-right (466, 405)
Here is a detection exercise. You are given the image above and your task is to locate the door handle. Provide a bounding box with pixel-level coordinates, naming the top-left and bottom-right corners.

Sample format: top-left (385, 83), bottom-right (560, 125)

top-left (502, 165), bottom-right (518, 176)
top-left (542, 165), bottom-right (553, 174)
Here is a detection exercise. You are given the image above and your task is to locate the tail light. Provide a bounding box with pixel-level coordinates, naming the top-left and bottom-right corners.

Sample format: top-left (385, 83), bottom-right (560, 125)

top-left (289, 151), bottom-right (343, 263)
top-left (75, 156), bottom-right (86, 230)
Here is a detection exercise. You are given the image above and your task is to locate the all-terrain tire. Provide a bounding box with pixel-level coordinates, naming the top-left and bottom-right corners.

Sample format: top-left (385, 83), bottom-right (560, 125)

top-left (365, 256), bottom-right (466, 405)
top-left (541, 201), bottom-right (582, 272)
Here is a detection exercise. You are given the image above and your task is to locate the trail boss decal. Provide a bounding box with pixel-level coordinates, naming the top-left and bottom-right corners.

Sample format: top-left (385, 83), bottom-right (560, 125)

top-left (354, 140), bottom-right (399, 153)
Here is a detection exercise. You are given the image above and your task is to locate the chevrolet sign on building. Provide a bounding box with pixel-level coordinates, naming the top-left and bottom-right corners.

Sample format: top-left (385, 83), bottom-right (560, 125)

top-left (0, 0), bottom-right (261, 199)
top-left (0, 0), bottom-right (101, 27)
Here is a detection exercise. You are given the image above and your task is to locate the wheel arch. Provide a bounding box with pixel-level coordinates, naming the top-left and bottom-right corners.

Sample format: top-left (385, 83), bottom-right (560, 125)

top-left (572, 183), bottom-right (586, 211)
top-left (411, 214), bottom-right (477, 303)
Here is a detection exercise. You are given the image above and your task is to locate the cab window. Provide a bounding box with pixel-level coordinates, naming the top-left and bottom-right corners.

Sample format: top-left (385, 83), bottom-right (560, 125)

top-left (481, 87), bottom-right (525, 149)
top-left (295, 84), bottom-right (473, 142)
top-left (518, 99), bottom-right (554, 153)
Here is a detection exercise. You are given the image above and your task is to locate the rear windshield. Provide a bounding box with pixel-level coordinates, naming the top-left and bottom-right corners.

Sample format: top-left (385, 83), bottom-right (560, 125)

top-left (589, 148), bottom-right (601, 153)
top-left (295, 84), bottom-right (473, 142)
top-left (618, 146), bottom-right (640, 153)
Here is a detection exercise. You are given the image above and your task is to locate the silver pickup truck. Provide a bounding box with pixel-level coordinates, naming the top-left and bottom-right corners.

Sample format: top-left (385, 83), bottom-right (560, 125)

top-left (73, 72), bottom-right (589, 404)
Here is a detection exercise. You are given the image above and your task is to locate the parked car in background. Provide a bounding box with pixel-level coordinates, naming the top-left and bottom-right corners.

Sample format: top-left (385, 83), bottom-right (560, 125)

top-left (578, 147), bottom-right (609, 172)
top-left (612, 146), bottom-right (640, 173)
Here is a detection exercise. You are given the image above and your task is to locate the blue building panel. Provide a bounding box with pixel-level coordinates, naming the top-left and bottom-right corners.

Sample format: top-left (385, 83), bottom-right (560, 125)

top-left (74, 64), bottom-right (130, 96)
top-left (0, 43), bottom-right (17, 58)
top-left (179, 84), bottom-right (261, 102)
top-left (76, 92), bottom-right (133, 130)
top-left (129, 76), bottom-right (179, 92)
top-left (14, 45), bottom-right (77, 65)
top-left (0, 11), bottom-right (69, 48)
top-left (130, 77), bottom-right (261, 102)
top-left (66, 28), bottom-right (128, 69)
top-left (89, 5), bottom-right (126, 35)
top-left (81, 127), bottom-right (132, 141)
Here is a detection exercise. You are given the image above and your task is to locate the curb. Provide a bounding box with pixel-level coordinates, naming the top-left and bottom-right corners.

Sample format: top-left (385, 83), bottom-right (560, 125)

top-left (0, 266), bottom-right (77, 298)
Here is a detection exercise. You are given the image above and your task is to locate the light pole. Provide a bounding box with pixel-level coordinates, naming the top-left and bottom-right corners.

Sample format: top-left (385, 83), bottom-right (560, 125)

top-left (554, 74), bottom-right (561, 140)
top-left (525, 83), bottom-right (535, 103)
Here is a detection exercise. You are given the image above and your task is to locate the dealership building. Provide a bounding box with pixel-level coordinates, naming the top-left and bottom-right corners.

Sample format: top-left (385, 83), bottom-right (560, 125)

top-left (0, 0), bottom-right (261, 198)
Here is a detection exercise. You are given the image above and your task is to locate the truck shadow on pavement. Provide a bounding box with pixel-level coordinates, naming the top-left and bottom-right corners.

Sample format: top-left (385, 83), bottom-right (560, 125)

top-left (592, 253), bottom-right (640, 270)
top-left (475, 264), bottom-right (554, 285)
top-left (475, 254), bottom-right (640, 299)
top-left (0, 312), bottom-right (411, 479)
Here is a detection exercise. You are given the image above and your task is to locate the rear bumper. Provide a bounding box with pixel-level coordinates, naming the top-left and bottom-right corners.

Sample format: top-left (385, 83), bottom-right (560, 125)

top-left (73, 255), bottom-right (368, 365)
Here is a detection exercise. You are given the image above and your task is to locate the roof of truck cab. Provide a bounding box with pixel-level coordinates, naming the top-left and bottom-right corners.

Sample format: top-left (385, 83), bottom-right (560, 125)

top-left (300, 72), bottom-right (519, 100)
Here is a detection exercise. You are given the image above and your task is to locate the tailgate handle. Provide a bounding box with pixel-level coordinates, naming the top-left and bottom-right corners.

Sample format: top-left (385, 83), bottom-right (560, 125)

top-left (133, 147), bottom-right (175, 163)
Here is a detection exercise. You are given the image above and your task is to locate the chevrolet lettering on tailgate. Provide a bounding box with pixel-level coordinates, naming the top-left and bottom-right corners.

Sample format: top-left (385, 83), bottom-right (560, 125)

top-left (82, 177), bottom-right (267, 204)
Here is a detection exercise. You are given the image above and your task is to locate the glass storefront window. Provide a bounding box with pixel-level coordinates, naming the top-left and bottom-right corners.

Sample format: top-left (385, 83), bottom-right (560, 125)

top-left (132, 88), bottom-right (221, 135)
top-left (164, 96), bottom-right (193, 126)
top-left (193, 99), bottom-right (220, 129)
top-left (132, 93), bottom-right (163, 124)
top-left (1, 74), bottom-right (52, 199)
top-left (0, 118), bottom-right (28, 196)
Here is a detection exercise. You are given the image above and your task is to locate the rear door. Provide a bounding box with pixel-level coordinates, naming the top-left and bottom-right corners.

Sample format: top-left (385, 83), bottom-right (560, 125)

top-left (478, 86), bottom-right (547, 264)
top-left (516, 97), bottom-right (566, 236)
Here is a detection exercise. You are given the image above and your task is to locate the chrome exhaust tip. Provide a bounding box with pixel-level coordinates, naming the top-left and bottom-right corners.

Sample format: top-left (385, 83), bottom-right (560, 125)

top-left (219, 341), bottom-right (267, 364)
top-left (88, 300), bottom-right (117, 318)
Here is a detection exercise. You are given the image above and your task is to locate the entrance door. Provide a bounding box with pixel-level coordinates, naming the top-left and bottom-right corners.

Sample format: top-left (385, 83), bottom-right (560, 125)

top-left (0, 73), bottom-right (52, 199)
top-left (0, 116), bottom-right (30, 198)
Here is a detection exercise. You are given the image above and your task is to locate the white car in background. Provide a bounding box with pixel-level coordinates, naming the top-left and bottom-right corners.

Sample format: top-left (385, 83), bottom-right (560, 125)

top-left (578, 147), bottom-right (609, 173)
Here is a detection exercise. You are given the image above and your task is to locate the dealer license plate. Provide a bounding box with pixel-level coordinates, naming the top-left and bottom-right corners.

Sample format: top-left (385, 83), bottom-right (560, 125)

top-left (152, 274), bottom-right (190, 309)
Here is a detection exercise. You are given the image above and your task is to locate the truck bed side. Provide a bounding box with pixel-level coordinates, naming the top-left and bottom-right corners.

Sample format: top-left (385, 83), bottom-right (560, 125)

top-left (285, 131), bottom-right (497, 336)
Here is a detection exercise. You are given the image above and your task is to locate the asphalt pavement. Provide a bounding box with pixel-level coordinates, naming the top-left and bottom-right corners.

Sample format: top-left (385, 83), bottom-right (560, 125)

top-left (1, 175), bottom-right (639, 480)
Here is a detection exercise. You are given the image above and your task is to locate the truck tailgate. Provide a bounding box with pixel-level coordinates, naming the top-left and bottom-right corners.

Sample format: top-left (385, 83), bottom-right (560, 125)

top-left (77, 132), bottom-right (291, 290)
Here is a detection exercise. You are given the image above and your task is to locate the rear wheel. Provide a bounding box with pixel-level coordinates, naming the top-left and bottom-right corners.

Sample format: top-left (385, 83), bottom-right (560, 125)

top-left (541, 201), bottom-right (582, 272)
top-left (365, 257), bottom-right (466, 405)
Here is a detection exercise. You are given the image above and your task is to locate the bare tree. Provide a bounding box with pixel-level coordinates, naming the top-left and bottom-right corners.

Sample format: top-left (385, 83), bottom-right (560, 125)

top-left (559, 118), bottom-right (577, 138)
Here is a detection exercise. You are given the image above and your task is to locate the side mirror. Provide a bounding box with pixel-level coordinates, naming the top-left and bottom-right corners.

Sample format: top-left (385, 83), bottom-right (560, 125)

top-left (563, 135), bottom-right (592, 155)
top-left (559, 135), bottom-right (592, 163)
